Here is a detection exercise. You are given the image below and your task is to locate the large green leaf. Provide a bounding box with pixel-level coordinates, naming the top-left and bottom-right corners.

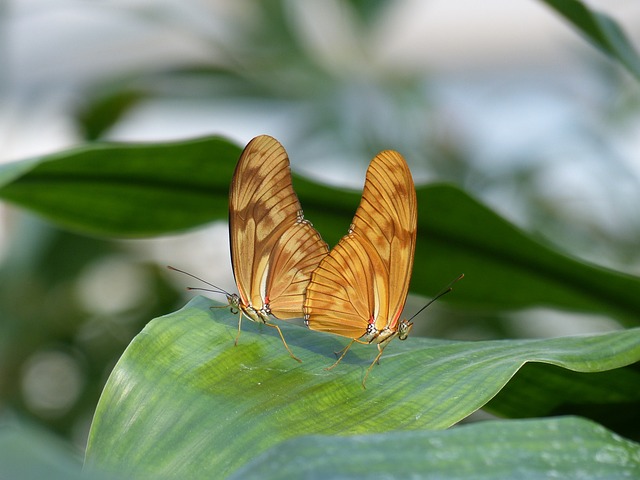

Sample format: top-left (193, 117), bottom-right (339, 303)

top-left (84, 297), bottom-right (640, 478)
top-left (414, 185), bottom-right (640, 323)
top-left (0, 137), bottom-right (241, 236)
top-left (1, 137), bottom-right (639, 321)
top-left (543, 0), bottom-right (640, 80)
top-left (230, 417), bottom-right (640, 479)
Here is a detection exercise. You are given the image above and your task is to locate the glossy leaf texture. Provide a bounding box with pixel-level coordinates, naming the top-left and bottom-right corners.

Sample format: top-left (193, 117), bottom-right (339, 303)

top-left (84, 297), bottom-right (640, 478)
top-left (229, 417), bottom-right (640, 480)
top-left (0, 137), bottom-right (241, 236)
top-left (543, 0), bottom-right (640, 81)
top-left (1, 136), bottom-right (639, 323)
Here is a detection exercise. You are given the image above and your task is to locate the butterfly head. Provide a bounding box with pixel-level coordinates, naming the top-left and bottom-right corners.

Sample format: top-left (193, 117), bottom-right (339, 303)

top-left (397, 319), bottom-right (414, 341)
top-left (226, 293), bottom-right (242, 314)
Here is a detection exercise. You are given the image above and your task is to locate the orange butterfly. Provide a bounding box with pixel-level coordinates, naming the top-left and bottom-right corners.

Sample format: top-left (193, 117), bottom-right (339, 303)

top-left (173, 135), bottom-right (328, 362)
top-left (304, 150), bottom-right (417, 387)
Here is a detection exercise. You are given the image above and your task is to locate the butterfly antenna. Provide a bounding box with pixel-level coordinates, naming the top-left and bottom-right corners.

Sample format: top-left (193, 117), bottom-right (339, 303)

top-left (167, 265), bottom-right (230, 296)
top-left (408, 273), bottom-right (464, 322)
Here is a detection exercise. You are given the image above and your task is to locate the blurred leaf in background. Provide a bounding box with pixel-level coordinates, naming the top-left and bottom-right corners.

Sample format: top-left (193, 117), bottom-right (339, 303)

top-left (0, 214), bottom-right (182, 446)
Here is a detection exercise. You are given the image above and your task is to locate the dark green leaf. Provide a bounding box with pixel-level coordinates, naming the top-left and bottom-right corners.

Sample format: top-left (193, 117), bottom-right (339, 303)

top-left (486, 362), bottom-right (640, 440)
top-left (543, 0), bottom-right (640, 80)
top-left (76, 89), bottom-right (147, 141)
top-left (0, 137), bottom-right (241, 236)
top-left (414, 184), bottom-right (640, 323)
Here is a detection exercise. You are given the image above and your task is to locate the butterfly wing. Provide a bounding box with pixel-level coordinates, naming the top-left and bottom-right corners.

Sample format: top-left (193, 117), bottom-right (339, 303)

top-left (304, 150), bottom-right (417, 340)
top-left (229, 135), bottom-right (328, 319)
top-left (350, 150), bottom-right (417, 333)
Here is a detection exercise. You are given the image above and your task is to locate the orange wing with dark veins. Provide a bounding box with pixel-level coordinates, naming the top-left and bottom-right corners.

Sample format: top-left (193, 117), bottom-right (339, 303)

top-left (229, 135), bottom-right (328, 319)
top-left (304, 150), bottom-right (417, 341)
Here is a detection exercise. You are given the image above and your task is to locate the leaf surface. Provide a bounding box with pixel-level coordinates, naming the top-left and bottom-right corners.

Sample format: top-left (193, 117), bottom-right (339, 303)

top-left (85, 297), bottom-right (640, 478)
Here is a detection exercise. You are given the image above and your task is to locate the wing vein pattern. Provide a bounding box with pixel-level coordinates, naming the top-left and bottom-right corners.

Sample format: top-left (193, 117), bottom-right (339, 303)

top-left (229, 135), bottom-right (328, 319)
top-left (304, 150), bottom-right (417, 341)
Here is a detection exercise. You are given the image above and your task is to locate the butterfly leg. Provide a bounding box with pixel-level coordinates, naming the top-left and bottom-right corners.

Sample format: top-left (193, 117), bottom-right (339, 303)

top-left (362, 343), bottom-right (388, 389)
top-left (332, 344), bottom-right (347, 359)
top-left (264, 321), bottom-right (302, 363)
top-left (325, 339), bottom-right (356, 371)
top-left (234, 310), bottom-right (243, 346)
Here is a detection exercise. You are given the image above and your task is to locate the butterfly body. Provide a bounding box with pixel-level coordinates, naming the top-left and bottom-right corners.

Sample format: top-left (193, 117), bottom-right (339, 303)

top-left (360, 316), bottom-right (413, 345)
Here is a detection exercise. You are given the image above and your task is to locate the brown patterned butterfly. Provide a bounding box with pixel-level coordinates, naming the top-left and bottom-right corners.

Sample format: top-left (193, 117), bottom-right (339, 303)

top-left (171, 135), bottom-right (328, 362)
top-left (303, 150), bottom-right (418, 386)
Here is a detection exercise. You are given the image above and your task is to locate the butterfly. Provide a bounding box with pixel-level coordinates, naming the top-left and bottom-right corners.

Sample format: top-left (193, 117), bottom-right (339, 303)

top-left (303, 149), bottom-right (418, 387)
top-left (172, 135), bottom-right (328, 362)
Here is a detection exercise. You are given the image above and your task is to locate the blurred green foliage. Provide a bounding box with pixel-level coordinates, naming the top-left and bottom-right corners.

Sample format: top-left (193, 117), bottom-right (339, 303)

top-left (0, 217), bottom-right (182, 444)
